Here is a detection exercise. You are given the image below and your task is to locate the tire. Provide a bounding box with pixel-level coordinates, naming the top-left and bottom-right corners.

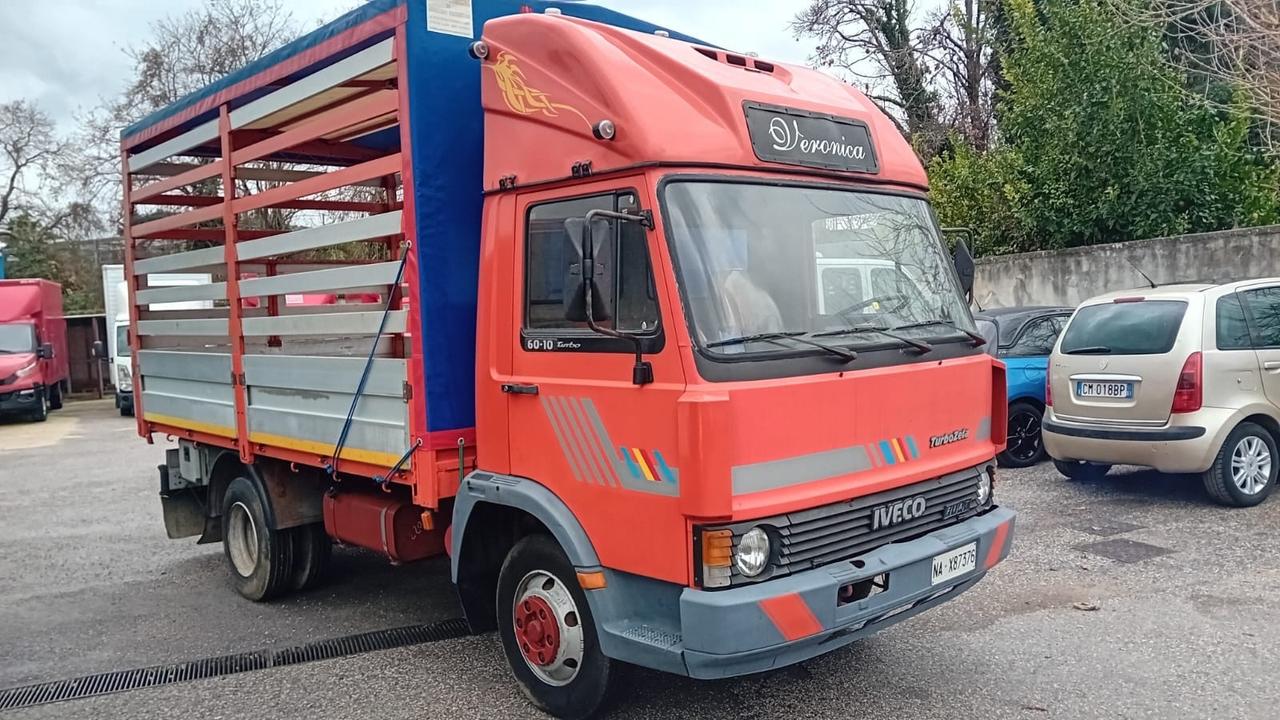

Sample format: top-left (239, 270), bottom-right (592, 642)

top-left (221, 476), bottom-right (294, 601)
top-left (497, 535), bottom-right (612, 720)
top-left (30, 389), bottom-right (48, 423)
top-left (120, 404), bottom-right (134, 417)
top-left (1053, 459), bottom-right (1111, 481)
top-left (999, 401), bottom-right (1046, 468)
top-left (1202, 422), bottom-right (1277, 507)
top-left (48, 383), bottom-right (63, 410)
top-left (289, 523), bottom-right (332, 591)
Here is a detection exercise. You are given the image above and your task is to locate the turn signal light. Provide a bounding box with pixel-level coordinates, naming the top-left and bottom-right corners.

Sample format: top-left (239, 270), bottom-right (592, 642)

top-left (1172, 352), bottom-right (1202, 414)
top-left (701, 529), bottom-right (733, 588)
top-left (1045, 366), bottom-right (1053, 407)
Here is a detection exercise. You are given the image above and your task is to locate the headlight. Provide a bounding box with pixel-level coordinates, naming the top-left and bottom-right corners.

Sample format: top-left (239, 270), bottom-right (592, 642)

top-left (735, 527), bottom-right (771, 578)
top-left (977, 470), bottom-right (993, 506)
top-left (14, 362), bottom-right (38, 378)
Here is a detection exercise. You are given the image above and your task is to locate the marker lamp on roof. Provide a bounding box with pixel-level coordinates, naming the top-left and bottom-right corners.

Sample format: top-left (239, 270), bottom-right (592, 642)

top-left (593, 119), bottom-right (617, 141)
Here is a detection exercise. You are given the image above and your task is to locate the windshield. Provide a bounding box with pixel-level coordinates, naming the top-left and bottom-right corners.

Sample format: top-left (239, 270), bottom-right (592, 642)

top-left (115, 324), bottom-right (130, 358)
top-left (0, 323), bottom-right (37, 354)
top-left (661, 181), bottom-right (974, 355)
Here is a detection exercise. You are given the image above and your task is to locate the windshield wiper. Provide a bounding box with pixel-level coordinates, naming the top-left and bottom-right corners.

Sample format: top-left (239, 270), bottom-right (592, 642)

top-left (706, 331), bottom-right (857, 362)
top-left (1064, 345), bottom-right (1111, 355)
top-left (891, 319), bottom-right (987, 347)
top-left (812, 325), bottom-right (932, 354)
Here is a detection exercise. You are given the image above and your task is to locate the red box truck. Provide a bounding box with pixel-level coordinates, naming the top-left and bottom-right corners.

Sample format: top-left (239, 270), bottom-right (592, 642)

top-left (0, 279), bottom-right (69, 422)
top-left (120, 1), bottom-right (1013, 716)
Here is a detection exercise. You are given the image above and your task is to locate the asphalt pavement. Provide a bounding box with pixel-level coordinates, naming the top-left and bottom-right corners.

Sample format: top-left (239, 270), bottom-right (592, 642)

top-left (1, 399), bottom-right (1276, 718)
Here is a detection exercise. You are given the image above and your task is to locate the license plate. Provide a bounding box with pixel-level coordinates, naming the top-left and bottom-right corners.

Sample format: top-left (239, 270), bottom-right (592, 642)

top-left (931, 542), bottom-right (977, 585)
top-left (1076, 381), bottom-right (1132, 399)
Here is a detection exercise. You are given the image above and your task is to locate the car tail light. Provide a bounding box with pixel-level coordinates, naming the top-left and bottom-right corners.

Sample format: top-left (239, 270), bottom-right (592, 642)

top-left (1171, 352), bottom-right (1202, 413)
top-left (1045, 366), bottom-right (1053, 406)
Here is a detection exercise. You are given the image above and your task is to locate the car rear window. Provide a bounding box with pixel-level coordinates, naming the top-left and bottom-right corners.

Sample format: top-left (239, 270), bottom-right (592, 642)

top-left (1059, 300), bottom-right (1187, 355)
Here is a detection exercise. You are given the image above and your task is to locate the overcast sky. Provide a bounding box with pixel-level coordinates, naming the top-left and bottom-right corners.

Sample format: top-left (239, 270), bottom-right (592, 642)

top-left (0, 0), bottom-right (818, 134)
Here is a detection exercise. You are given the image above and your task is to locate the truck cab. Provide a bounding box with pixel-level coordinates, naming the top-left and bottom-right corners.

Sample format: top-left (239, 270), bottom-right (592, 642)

top-left (461, 14), bottom-right (1013, 713)
top-left (0, 279), bottom-right (68, 422)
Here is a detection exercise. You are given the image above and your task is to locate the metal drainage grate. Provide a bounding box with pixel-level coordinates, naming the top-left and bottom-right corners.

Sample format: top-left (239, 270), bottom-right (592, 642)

top-left (0, 618), bottom-right (470, 712)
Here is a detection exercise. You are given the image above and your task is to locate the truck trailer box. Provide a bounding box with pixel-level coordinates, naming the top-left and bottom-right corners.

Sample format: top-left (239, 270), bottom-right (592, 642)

top-left (120, 2), bottom-right (1013, 716)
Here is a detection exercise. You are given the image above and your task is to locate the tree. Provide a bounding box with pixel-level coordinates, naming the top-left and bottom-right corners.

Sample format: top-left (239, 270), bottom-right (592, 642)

top-left (0, 101), bottom-right (67, 236)
top-left (924, 0), bottom-right (999, 150)
top-left (793, 0), bottom-right (944, 150)
top-left (2, 212), bottom-right (103, 312)
top-left (1115, 0), bottom-right (1280, 152)
top-left (932, 0), bottom-right (1278, 251)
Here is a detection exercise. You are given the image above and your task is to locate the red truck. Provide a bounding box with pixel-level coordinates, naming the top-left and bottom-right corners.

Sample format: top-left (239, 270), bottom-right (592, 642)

top-left (120, 1), bottom-right (1013, 717)
top-left (0, 279), bottom-right (69, 422)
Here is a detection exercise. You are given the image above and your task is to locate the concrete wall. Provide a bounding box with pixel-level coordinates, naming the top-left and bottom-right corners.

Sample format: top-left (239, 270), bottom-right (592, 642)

top-left (974, 225), bottom-right (1280, 309)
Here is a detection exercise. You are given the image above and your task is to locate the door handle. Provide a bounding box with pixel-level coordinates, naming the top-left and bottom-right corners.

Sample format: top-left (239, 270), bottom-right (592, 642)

top-left (1264, 361), bottom-right (1280, 371)
top-left (501, 383), bottom-right (540, 395)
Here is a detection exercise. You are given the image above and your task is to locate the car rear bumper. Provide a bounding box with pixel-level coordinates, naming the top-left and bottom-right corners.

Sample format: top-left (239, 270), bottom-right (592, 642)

top-left (1042, 407), bottom-right (1231, 473)
top-left (590, 506), bottom-right (1015, 679)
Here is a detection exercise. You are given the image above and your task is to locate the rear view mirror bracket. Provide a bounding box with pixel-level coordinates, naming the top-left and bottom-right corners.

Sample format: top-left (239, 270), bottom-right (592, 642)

top-left (564, 209), bottom-right (655, 385)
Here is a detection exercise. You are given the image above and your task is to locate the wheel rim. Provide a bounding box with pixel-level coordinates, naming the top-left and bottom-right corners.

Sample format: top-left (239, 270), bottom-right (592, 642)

top-left (1231, 435), bottom-right (1272, 495)
top-left (1006, 410), bottom-right (1042, 462)
top-left (512, 569), bottom-right (584, 686)
top-left (227, 501), bottom-right (259, 577)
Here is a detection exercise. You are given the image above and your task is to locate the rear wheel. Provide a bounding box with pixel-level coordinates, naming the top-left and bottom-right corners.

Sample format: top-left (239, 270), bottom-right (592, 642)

top-left (1202, 422), bottom-right (1277, 507)
top-left (497, 535), bottom-right (612, 720)
top-left (999, 401), bottom-right (1045, 468)
top-left (48, 383), bottom-right (63, 410)
top-left (1054, 459), bottom-right (1111, 481)
top-left (221, 476), bottom-right (294, 601)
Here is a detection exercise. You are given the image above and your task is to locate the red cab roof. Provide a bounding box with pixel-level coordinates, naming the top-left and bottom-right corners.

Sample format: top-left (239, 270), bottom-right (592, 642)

top-left (480, 13), bottom-right (926, 191)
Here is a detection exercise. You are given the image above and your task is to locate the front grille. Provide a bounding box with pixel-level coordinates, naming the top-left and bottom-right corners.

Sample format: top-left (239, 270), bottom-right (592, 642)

top-left (719, 466), bottom-right (985, 586)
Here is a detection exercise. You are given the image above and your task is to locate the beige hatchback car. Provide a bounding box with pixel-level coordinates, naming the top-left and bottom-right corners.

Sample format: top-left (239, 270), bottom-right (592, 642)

top-left (1043, 280), bottom-right (1280, 507)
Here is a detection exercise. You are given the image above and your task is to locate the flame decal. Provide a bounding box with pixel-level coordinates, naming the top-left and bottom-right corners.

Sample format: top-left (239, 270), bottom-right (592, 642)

top-left (487, 52), bottom-right (591, 131)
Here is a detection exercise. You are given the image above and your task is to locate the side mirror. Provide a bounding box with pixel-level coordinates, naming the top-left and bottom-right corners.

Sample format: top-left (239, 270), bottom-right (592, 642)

top-left (562, 217), bottom-right (615, 323)
top-left (37, 343), bottom-right (54, 360)
top-left (952, 237), bottom-right (976, 298)
top-left (91, 340), bottom-right (106, 359)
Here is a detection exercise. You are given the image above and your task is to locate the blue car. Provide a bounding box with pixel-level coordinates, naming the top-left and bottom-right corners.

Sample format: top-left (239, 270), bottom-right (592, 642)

top-left (974, 306), bottom-right (1074, 468)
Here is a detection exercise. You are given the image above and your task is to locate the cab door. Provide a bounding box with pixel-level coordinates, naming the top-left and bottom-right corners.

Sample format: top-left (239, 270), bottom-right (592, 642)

top-left (501, 176), bottom-right (690, 584)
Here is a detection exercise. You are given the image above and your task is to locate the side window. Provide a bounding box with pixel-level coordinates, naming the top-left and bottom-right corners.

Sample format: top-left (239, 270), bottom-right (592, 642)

top-left (525, 191), bottom-right (659, 336)
top-left (1241, 287), bottom-right (1280, 347)
top-left (1217, 294), bottom-right (1252, 350)
top-left (1007, 317), bottom-right (1060, 357)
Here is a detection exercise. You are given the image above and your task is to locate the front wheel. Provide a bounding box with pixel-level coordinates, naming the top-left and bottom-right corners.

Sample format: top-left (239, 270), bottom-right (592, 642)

top-left (29, 389), bottom-right (48, 423)
top-left (999, 401), bottom-right (1046, 468)
top-left (497, 535), bottom-right (612, 720)
top-left (1202, 422), bottom-right (1277, 507)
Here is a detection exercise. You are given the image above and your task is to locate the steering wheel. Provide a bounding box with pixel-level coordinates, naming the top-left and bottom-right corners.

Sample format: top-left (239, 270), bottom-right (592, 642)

top-left (834, 292), bottom-right (912, 321)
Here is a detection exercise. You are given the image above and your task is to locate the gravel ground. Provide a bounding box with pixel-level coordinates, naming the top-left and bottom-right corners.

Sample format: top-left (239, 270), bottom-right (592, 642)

top-left (2, 399), bottom-right (1276, 718)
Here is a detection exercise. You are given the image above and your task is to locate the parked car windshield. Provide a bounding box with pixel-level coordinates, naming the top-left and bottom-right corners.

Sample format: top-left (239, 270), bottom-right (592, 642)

top-left (661, 181), bottom-right (974, 355)
top-left (1059, 300), bottom-right (1187, 355)
top-left (0, 323), bottom-right (37, 354)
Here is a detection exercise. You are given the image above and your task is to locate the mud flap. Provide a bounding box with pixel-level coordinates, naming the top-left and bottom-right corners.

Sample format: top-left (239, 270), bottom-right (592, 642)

top-left (158, 461), bottom-right (207, 540)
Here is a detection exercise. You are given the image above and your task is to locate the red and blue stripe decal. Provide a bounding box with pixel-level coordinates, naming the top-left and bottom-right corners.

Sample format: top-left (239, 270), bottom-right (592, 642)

top-left (620, 446), bottom-right (676, 485)
top-left (872, 435), bottom-right (920, 466)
